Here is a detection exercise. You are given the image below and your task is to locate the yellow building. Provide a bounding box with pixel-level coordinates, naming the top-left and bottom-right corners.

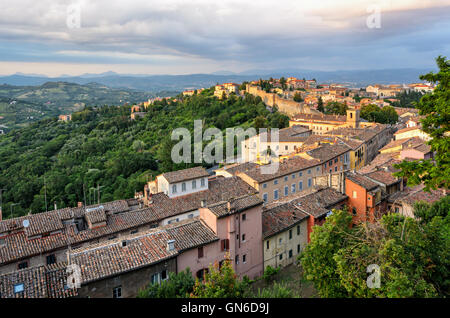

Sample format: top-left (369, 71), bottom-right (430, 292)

top-left (262, 202), bottom-right (309, 269)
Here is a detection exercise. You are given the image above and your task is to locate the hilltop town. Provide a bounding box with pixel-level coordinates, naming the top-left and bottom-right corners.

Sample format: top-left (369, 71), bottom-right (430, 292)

top-left (0, 74), bottom-right (446, 298)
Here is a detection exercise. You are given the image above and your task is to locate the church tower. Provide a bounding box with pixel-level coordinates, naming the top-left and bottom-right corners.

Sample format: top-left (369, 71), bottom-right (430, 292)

top-left (346, 109), bottom-right (360, 128)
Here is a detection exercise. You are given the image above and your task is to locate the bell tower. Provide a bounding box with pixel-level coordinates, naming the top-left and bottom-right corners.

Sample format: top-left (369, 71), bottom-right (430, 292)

top-left (346, 109), bottom-right (360, 128)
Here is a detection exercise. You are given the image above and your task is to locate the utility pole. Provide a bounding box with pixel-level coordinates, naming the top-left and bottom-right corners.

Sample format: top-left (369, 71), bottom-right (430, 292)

top-left (10, 203), bottom-right (19, 219)
top-left (0, 188), bottom-right (6, 218)
top-left (44, 177), bottom-right (48, 212)
top-left (83, 184), bottom-right (87, 207)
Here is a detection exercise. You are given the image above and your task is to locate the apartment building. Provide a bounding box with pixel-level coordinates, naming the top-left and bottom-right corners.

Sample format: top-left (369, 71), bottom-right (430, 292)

top-left (236, 156), bottom-right (322, 204)
top-left (262, 202), bottom-right (309, 269)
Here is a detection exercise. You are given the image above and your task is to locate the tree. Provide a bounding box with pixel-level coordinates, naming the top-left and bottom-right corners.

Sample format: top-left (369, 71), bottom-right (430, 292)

top-left (138, 268), bottom-right (195, 298)
top-left (293, 92), bottom-right (303, 103)
top-left (317, 97), bottom-right (324, 113)
top-left (300, 198), bottom-right (449, 298)
top-left (394, 56), bottom-right (450, 191)
top-left (190, 258), bottom-right (249, 298)
top-left (325, 101), bottom-right (348, 115)
top-left (300, 209), bottom-right (353, 297)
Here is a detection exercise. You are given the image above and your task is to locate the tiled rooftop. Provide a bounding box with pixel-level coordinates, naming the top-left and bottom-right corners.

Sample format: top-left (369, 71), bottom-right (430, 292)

top-left (365, 170), bottom-right (400, 186)
top-left (239, 156), bottom-right (321, 183)
top-left (206, 195), bottom-right (263, 218)
top-left (0, 262), bottom-right (76, 298)
top-left (262, 203), bottom-right (308, 239)
top-left (306, 143), bottom-right (350, 162)
top-left (70, 218), bottom-right (217, 284)
top-left (346, 172), bottom-right (379, 191)
top-left (162, 166), bottom-right (210, 183)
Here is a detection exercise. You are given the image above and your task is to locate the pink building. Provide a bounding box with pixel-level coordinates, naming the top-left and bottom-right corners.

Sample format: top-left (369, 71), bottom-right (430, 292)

top-left (177, 195), bottom-right (264, 280)
top-left (400, 143), bottom-right (433, 160)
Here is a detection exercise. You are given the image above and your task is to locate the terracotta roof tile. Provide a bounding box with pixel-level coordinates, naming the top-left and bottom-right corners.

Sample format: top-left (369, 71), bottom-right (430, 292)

top-left (162, 166), bottom-right (210, 183)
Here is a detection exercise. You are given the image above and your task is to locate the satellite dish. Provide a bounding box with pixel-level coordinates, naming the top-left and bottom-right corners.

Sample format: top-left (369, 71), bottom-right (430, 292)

top-left (22, 219), bottom-right (30, 228)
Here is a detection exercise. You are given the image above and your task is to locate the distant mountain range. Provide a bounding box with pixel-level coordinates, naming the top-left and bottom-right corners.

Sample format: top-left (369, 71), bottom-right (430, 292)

top-left (0, 68), bottom-right (435, 92)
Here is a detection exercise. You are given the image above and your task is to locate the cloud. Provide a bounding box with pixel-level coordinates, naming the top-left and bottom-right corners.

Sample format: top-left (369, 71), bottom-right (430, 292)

top-left (0, 0), bottom-right (449, 75)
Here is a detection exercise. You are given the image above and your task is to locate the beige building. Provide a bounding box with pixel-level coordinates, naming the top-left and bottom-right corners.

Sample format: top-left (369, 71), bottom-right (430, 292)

top-left (394, 126), bottom-right (431, 141)
top-left (262, 202), bottom-right (309, 269)
top-left (289, 109), bottom-right (373, 135)
top-left (236, 156), bottom-right (322, 204)
top-left (241, 125), bottom-right (312, 163)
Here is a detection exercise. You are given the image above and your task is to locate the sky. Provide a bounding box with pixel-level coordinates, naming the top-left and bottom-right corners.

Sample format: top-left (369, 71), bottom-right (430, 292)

top-left (0, 0), bottom-right (449, 76)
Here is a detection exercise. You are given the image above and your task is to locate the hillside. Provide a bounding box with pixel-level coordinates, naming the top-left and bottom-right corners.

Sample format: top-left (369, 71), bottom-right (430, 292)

top-left (0, 82), bottom-right (164, 130)
top-left (0, 89), bottom-right (288, 218)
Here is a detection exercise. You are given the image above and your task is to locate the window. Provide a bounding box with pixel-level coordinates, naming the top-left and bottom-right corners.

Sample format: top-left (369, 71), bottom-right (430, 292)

top-left (279, 238), bottom-right (282, 244)
top-left (291, 184), bottom-right (296, 193)
top-left (297, 244), bottom-right (301, 253)
top-left (172, 184), bottom-right (177, 193)
top-left (235, 254), bottom-right (239, 265)
top-left (130, 229), bottom-right (138, 234)
top-left (274, 179), bottom-right (278, 185)
top-left (14, 283), bottom-right (24, 294)
top-left (198, 246), bottom-right (204, 258)
top-left (297, 225), bottom-right (300, 235)
top-left (151, 273), bottom-right (161, 285)
top-left (308, 169), bottom-right (311, 174)
top-left (352, 191), bottom-right (357, 198)
top-left (220, 239), bottom-right (230, 251)
top-left (188, 213), bottom-right (194, 219)
top-left (263, 193), bottom-right (268, 203)
top-left (334, 158), bottom-right (338, 164)
top-left (284, 176), bottom-right (288, 182)
top-left (329, 169), bottom-right (332, 174)
top-left (316, 167), bottom-right (320, 172)
top-left (324, 162), bottom-right (327, 168)
top-left (200, 178), bottom-right (205, 187)
top-left (352, 207), bottom-right (357, 215)
top-left (266, 240), bottom-right (270, 250)
top-left (242, 254), bottom-right (247, 264)
top-left (289, 229), bottom-right (292, 239)
top-left (161, 270), bottom-right (168, 281)
top-left (242, 234), bottom-right (246, 242)
top-left (284, 186), bottom-right (289, 196)
top-left (279, 254), bottom-right (283, 260)
top-left (242, 214), bottom-right (246, 221)
top-left (292, 174), bottom-right (295, 179)
top-left (262, 183), bottom-right (267, 189)
top-left (113, 286), bottom-right (122, 298)
top-left (46, 254), bottom-right (56, 265)
top-left (285, 145), bottom-right (288, 150)
top-left (192, 180), bottom-right (197, 189)
top-left (274, 190), bottom-right (279, 200)
top-left (289, 250), bottom-right (293, 258)
top-left (299, 181), bottom-right (303, 191)
top-left (335, 166), bottom-right (338, 172)
top-left (308, 178), bottom-right (312, 188)
top-left (181, 182), bottom-right (186, 192)
top-left (18, 261), bottom-right (28, 270)
top-left (298, 172), bottom-right (302, 177)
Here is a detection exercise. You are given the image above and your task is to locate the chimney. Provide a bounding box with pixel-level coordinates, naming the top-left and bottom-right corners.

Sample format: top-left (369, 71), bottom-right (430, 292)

top-left (167, 240), bottom-right (175, 251)
top-left (0, 207), bottom-right (2, 221)
top-left (227, 201), bottom-right (232, 212)
top-left (77, 202), bottom-right (83, 208)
